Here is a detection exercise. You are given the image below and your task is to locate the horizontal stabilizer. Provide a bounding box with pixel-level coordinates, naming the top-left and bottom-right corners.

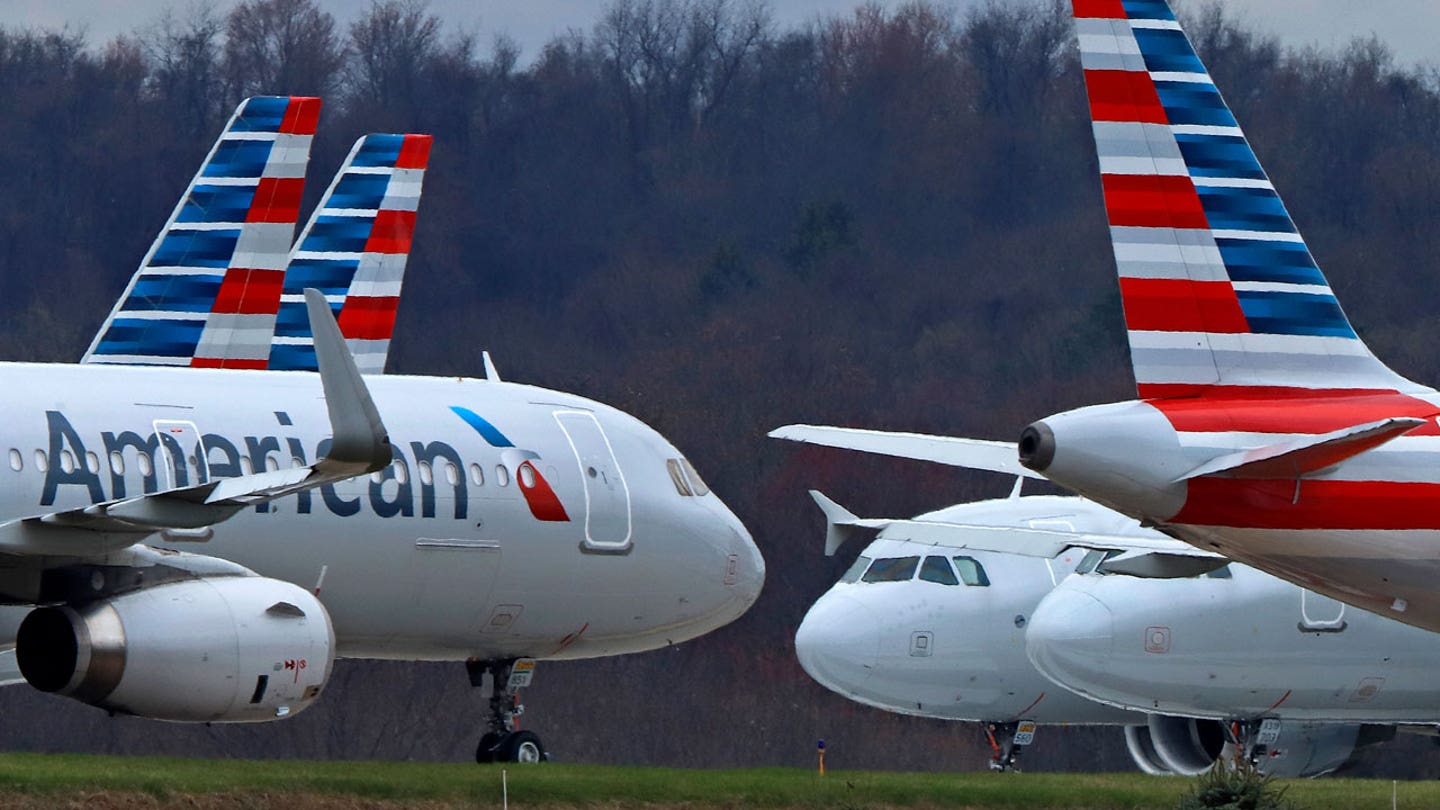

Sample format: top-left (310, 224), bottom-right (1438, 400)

top-left (809, 490), bottom-right (889, 556)
top-left (810, 491), bottom-right (1222, 561)
top-left (0, 292), bottom-right (392, 556)
top-left (772, 425), bottom-right (1043, 479)
top-left (1175, 417), bottom-right (1425, 482)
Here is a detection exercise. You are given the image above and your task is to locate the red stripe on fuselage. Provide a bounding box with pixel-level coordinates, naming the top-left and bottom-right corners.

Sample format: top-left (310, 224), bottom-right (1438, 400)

top-left (1147, 390), bottom-right (1440, 435)
top-left (1120, 277), bottom-right (1248, 333)
top-left (1103, 174), bottom-right (1209, 229)
top-left (1175, 477), bottom-right (1440, 530)
top-left (1084, 70), bottom-right (1168, 124)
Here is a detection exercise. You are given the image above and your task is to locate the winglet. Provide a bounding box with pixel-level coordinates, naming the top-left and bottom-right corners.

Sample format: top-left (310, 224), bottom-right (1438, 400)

top-left (1174, 417), bottom-right (1425, 482)
top-left (305, 288), bottom-right (392, 473)
top-left (809, 490), bottom-right (886, 556)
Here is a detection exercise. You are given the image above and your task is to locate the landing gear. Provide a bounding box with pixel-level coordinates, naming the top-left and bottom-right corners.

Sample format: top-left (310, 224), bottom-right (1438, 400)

top-left (984, 720), bottom-right (1037, 771)
top-left (468, 658), bottom-right (547, 763)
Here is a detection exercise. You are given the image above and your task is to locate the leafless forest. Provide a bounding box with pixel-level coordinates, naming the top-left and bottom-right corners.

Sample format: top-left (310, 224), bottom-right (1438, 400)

top-left (4, 0), bottom-right (1440, 775)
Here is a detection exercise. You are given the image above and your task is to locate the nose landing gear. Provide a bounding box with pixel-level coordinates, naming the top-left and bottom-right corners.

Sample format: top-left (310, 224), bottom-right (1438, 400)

top-left (468, 657), bottom-right (547, 763)
top-left (985, 720), bottom-right (1037, 771)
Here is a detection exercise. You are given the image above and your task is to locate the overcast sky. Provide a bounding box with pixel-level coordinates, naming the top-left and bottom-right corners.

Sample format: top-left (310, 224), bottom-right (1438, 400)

top-left (10, 0), bottom-right (1439, 68)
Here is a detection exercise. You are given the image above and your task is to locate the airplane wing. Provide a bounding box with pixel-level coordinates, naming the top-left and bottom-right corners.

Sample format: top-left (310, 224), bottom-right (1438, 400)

top-left (1174, 417), bottom-right (1426, 481)
top-left (811, 491), bottom-right (1225, 576)
top-left (769, 424), bottom-right (1043, 479)
top-left (0, 289), bottom-right (391, 557)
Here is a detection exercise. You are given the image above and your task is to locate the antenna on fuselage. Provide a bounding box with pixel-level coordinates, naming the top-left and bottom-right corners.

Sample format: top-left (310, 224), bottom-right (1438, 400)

top-left (482, 351), bottom-right (501, 382)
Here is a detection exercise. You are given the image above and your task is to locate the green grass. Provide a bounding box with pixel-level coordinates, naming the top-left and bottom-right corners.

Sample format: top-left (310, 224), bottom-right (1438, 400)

top-left (0, 754), bottom-right (1429, 808)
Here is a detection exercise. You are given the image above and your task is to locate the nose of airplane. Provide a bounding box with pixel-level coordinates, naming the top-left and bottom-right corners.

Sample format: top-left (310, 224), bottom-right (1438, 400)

top-left (794, 593), bottom-right (880, 696)
top-left (1024, 588), bottom-right (1114, 697)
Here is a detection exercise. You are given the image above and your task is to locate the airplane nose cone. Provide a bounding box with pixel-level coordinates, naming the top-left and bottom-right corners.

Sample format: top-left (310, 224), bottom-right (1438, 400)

top-left (794, 594), bottom-right (880, 696)
top-left (728, 518), bottom-right (765, 608)
top-left (1025, 589), bottom-right (1114, 696)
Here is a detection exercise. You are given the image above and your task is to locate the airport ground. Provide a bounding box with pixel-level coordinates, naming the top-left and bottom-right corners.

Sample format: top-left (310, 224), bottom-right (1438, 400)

top-left (0, 754), bottom-right (1434, 809)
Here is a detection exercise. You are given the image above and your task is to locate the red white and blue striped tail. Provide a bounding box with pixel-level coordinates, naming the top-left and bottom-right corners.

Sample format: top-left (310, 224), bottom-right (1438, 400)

top-left (1072, 0), bottom-right (1422, 399)
top-left (83, 96), bottom-right (321, 369)
top-left (269, 133), bottom-right (431, 375)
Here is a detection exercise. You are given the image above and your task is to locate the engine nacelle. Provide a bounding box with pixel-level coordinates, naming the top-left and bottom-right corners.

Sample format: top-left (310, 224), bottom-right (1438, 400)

top-left (1124, 724), bottom-right (1175, 776)
top-left (16, 576), bottom-right (333, 723)
top-left (1146, 714), bottom-right (1227, 776)
top-left (1250, 722), bottom-right (1388, 778)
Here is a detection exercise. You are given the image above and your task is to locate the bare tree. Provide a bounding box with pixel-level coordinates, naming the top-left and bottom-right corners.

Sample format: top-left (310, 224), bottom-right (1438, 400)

top-left (346, 0), bottom-right (441, 117)
top-left (222, 0), bottom-right (344, 99)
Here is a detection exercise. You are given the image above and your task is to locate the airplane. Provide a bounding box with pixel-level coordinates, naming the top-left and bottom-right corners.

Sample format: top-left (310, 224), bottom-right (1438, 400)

top-left (1026, 550), bottom-right (1440, 757)
top-left (1009, 0), bottom-right (1440, 632)
top-left (795, 484), bottom-right (1413, 777)
top-left (0, 99), bottom-right (764, 765)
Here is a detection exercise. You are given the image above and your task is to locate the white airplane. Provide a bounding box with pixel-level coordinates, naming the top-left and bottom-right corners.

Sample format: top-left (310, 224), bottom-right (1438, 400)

top-left (1013, 0), bottom-right (1440, 631)
top-left (1027, 554), bottom-right (1440, 764)
top-left (794, 485), bottom-right (1411, 777)
top-left (0, 98), bottom-right (764, 766)
top-left (794, 493), bottom-right (1143, 770)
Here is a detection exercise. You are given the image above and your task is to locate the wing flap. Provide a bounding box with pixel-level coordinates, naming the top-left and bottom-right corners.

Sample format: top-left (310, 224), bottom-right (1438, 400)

top-left (1174, 417), bottom-right (1425, 482)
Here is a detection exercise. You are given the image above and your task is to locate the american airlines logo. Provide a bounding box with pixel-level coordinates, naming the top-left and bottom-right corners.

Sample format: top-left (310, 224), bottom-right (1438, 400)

top-left (35, 409), bottom-right (568, 523)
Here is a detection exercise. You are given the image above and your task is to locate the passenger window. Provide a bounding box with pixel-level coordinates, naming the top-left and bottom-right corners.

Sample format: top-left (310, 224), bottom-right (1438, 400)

top-left (840, 555), bottom-right (872, 584)
top-left (495, 465), bottom-right (510, 487)
top-left (59, 450), bottom-right (75, 474)
top-left (417, 461), bottom-right (434, 487)
top-left (138, 453), bottom-right (154, 477)
top-left (394, 462), bottom-right (409, 485)
top-left (469, 463), bottom-right (485, 486)
top-left (518, 463), bottom-right (535, 488)
top-left (33, 450), bottom-right (47, 473)
top-left (952, 556), bottom-right (991, 587)
top-left (445, 462), bottom-right (459, 486)
top-left (919, 556), bottom-right (960, 585)
top-left (862, 556), bottom-right (920, 583)
top-left (681, 459), bottom-right (710, 496)
top-left (7, 449), bottom-right (20, 472)
top-left (666, 459), bottom-right (693, 496)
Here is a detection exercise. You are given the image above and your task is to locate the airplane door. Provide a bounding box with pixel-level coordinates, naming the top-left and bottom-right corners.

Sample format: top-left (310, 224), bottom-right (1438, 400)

top-left (1299, 589), bottom-right (1347, 632)
top-left (554, 410), bottom-right (632, 552)
top-left (153, 420), bottom-right (208, 488)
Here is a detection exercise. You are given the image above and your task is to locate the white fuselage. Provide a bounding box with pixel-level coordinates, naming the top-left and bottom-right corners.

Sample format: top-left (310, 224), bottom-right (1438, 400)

top-left (1027, 561), bottom-right (1440, 722)
top-left (0, 362), bottom-right (764, 662)
top-left (794, 496), bottom-right (1141, 725)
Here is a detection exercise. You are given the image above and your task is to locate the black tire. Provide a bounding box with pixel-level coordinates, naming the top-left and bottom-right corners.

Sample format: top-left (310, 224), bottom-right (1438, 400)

top-left (475, 731), bottom-right (503, 764)
top-left (496, 730), bottom-right (546, 763)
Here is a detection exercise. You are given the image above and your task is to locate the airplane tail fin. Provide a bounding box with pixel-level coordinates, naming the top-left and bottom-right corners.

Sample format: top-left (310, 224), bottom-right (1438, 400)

top-left (83, 96), bottom-right (321, 368)
top-left (269, 133), bottom-right (432, 374)
top-left (1072, 0), bottom-right (1417, 397)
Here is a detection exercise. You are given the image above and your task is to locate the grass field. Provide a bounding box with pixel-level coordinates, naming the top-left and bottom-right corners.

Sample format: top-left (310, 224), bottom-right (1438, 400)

top-left (0, 754), bottom-right (1430, 808)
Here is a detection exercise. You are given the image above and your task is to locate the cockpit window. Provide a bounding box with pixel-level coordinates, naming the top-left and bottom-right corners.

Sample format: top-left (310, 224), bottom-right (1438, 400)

top-left (666, 459), bottom-right (693, 496)
top-left (1205, 565), bottom-right (1233, 579)
top-left (951, 556), bottom-right (990, 587)
top-left (919, 556), bottom-right (960, 585)
top-left (840, 555), bottom-right (872, 584)
top-left (681, 458), bottom-right (710, 496)
top-left (862, 556), bottom-right (920, 583)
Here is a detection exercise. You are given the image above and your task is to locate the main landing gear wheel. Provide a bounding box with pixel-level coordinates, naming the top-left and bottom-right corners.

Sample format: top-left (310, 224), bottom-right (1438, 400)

top-left (468, 658), bottom-right (547, 764)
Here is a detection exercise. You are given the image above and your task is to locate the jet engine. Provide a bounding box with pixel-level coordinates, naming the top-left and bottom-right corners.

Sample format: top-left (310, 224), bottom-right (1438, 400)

top-left (1145, 714), bottom-right (1227, 776)
top-left (1129, 716), bottom-right (1388, 778)
top-left (16, 576), bottom-right (333, 723)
